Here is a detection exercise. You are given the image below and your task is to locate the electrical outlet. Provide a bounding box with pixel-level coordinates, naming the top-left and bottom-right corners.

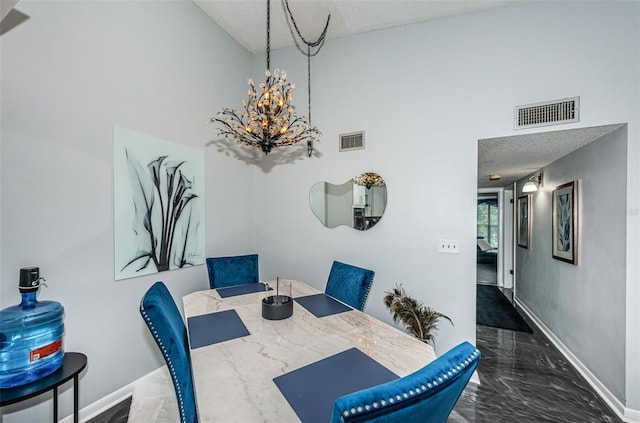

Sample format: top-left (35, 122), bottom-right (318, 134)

top-left (438, 239), bottom-right (460, 254)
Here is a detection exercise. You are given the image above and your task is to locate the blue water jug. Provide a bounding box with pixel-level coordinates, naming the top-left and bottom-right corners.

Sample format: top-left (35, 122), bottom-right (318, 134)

top-left (0, 267), bottom-right (65, 388)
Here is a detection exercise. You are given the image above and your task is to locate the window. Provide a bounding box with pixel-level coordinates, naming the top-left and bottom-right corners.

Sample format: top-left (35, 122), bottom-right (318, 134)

top-left (477, 197), bottom-right (499, 248)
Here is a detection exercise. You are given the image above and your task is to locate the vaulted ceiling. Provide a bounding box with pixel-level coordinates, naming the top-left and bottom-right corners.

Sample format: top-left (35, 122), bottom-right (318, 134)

top-left (193, 0), bottom-right (527, 53)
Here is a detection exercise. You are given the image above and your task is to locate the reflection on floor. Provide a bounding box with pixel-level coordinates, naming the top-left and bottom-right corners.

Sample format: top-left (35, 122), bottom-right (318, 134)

top-left (450, 296), bottom-right (621, 423)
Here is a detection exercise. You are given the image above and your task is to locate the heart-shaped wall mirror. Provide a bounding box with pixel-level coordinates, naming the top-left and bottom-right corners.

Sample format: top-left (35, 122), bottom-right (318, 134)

top-left (309, 172), bottom-right (387, 231)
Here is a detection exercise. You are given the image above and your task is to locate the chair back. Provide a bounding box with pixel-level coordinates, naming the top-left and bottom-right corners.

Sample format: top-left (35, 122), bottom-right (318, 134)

top-left (330, 341), bottom-right (480, 423)
top-left (206, 254), bottom-right (259, 289)
top-left (325, 261), bottom-right (375, 311)
top-left (140, 281), bottom-right (198, 423)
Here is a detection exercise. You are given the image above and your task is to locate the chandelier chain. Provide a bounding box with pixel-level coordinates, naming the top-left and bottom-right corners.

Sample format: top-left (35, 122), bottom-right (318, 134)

top-left (307, 46), bottom-right (311, 124)
top-left (283, 0), bottom-right (330, 49)
top-left (267, 0), bottom-right (271, 70)
top-left (283, 0), bottom-right (330, 156)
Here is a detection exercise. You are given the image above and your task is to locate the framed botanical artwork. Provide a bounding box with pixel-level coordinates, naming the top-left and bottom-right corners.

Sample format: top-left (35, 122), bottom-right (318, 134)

top-left (552, 181), bottom-right (578, 264)
top-left (114, 127), bottom-right (206, 280)
top-left (517, 195), bottom-right (531, 249)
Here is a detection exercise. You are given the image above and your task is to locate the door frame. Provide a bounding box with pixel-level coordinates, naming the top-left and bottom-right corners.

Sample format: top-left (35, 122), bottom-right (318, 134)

top-left (477, 187), bottom-right (512, 288)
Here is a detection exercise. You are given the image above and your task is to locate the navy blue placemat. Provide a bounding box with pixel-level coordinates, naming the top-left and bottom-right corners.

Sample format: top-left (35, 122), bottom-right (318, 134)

top-left (187, 309), bottom-right (250, 349)
top-left (273, 348), bottom-right (398, 423)
top-left (294, 293), bottom-right (352, 318)
top-left (216, 282), bottom-right (271, 298)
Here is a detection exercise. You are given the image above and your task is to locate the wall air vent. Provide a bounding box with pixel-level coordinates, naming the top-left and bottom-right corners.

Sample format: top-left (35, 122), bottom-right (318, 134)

top-left (515, 97), bottom-right (579, 129)
top-left (339, 131), bottom-right (365, 152)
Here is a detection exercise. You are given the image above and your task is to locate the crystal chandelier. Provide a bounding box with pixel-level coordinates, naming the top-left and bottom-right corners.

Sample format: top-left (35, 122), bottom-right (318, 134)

top-left (211, 0), bottom-right (320, 155)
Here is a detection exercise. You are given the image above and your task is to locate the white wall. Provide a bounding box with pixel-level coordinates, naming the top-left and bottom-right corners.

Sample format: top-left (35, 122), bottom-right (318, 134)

top-left (251, 0), bottom-right (640, 413)
top-left (0, 1), bottom-right (252, 421)
top-left (516, 126), bottom-right (627, 402)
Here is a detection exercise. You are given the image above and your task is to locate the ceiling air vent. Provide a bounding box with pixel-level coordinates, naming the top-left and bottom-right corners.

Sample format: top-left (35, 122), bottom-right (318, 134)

top-left (515, 97), bottom-right (579, 129)
top-left (339, 131), bottom-right (365, 152)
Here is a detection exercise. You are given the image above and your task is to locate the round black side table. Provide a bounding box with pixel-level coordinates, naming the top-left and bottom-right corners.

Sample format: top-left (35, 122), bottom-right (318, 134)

top-left (0, 352), bottom-right (87, 423)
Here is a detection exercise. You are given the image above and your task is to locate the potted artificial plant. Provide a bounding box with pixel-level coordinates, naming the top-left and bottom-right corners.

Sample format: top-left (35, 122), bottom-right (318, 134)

top-left (383, 284), bottom-right (452, 345)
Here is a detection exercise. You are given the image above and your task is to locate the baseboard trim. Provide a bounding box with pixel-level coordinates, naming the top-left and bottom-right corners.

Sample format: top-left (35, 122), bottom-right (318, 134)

top-left (516, 298), bottom-right (640, 423)
top-left (59, 367), bottom-right (164, 423)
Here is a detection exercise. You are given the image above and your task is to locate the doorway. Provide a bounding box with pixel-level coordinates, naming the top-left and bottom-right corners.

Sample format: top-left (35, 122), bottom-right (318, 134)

top-left (477, 187), bottom-right (515, 301)
top-left (476, 192), bottom-right (498, 285)
top-left (476, 124), bottom-right (625, 304)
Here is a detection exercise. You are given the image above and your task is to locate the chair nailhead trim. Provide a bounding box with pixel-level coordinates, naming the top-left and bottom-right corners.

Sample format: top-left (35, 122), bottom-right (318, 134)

top-left (359, 271), bottom-right (375, 311)
top-left (141, 307), bottom-right (188, 423)
top-left (339, 348), bottom-right (481, 419)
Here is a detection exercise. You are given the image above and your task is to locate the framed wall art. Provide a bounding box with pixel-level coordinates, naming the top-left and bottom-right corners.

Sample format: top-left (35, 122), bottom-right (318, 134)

top-left (114, 127), bottom-right (205, 280)
top-left (517, 195), bottom-right (531, 249)
top-left (552, 181), bottom-right (578, 264)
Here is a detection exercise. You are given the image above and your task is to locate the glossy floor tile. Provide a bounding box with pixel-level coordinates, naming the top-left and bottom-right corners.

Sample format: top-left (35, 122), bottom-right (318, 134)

top-left (450, 305), bottom-right (621, 422)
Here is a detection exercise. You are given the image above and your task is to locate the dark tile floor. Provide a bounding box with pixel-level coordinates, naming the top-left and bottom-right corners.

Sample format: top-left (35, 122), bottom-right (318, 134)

top-left (450, 292), bottom-right (621, 423)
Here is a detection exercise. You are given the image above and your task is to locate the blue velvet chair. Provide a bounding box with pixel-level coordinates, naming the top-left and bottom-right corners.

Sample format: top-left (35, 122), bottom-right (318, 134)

top-left (325, 261), bottom-right (375, 311)
top-left (329, 341), bottom-right (480, 423)
top-left (140, 281), bottom-right (198, 423)
top-left (206, 254), bottom-right (259, 289)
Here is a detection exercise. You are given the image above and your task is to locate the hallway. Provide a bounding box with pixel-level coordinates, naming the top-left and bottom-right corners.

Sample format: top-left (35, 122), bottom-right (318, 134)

top-left (450, 310), bottom-right (621, 422)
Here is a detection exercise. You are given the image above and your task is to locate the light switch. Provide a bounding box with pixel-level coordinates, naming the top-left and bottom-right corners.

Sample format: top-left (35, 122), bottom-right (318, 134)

top-left (438, 239), bottom-right (460, 254)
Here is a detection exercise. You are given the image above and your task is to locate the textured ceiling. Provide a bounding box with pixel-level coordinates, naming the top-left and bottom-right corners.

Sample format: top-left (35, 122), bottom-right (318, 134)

top-left (478, 124), bottom-right (625, 189)
top-left (193, 0), bottom-right (527, 54)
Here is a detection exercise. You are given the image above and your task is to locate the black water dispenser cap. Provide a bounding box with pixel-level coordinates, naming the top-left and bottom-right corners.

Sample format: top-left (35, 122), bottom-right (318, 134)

top-left (19, 267), bottom-right (41, 293)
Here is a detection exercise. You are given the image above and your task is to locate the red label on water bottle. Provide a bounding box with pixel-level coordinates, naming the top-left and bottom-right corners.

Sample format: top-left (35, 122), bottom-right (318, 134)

top-left (30, 338), bottom-right (63, 362)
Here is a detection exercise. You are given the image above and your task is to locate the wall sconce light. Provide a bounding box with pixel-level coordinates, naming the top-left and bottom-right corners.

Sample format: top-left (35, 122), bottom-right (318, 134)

top-left (522, 172), bottom-right (543, 193)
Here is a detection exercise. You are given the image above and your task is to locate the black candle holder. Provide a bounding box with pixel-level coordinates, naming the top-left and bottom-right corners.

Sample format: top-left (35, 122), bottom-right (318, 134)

top-left (261, 278), bottom-right (293, 320)
top-left (261, 295), bottom-right (293, 320)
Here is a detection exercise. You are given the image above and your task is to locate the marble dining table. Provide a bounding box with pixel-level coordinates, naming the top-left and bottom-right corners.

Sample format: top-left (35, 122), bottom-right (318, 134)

top-left (182, 279), bottom-right (437, 422)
